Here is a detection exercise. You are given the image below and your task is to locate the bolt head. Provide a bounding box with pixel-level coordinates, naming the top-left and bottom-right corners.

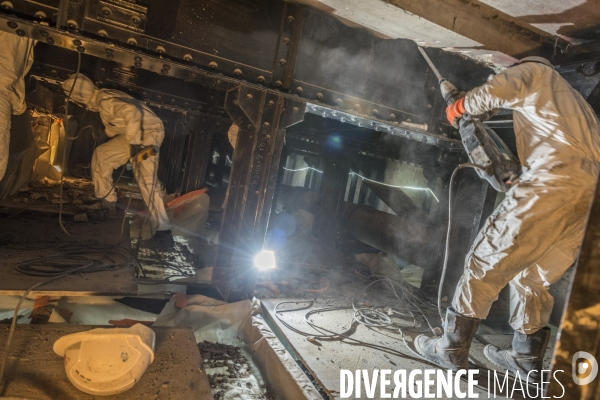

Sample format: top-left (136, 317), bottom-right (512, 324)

top-left (7, 21), bottom-right (17, 29)
top-left (16, 29), bottom-right (25, 37)
top-left (73, 39), bottom-right (82, 46)
top-left (45, 37), bottom-right (54, 45)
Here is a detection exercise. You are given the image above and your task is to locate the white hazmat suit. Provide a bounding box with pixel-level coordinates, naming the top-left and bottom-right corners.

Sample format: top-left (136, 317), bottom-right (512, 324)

top-left (62, 74), bottom-right (170, 232)
top-left (0, 32), bottom-right (35, 181)
top-left (452, 62), bottom-right (600, 334)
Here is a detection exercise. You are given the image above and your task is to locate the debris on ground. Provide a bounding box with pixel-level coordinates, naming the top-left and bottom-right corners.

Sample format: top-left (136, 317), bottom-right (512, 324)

top-left (198, 341), bottom-right (274, 400)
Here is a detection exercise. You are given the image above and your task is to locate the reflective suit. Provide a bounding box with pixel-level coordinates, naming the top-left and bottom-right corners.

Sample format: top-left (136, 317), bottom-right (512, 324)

top-left (62, 74), bottom-right (169, 232)
top-left (0, 32), bottom-right (35, 181)
top-left (453, 62), bottom-right (600, 334)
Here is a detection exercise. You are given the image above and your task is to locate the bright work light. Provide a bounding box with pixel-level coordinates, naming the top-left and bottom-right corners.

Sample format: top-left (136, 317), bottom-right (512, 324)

top-left (254, 249), bottom-right (277, 271)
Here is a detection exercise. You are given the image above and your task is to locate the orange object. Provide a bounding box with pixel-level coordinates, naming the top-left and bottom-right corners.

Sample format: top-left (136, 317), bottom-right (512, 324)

top-left (446, 97), bottom-right (465, 125)
top-left (33, 296), bottom-right (50, 309)
top-left (174, 292), bottom-right (187, 308)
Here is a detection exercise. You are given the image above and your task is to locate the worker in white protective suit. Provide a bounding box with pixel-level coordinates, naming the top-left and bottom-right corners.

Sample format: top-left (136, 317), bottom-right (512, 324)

top-left (415, 56), bottom-right (600, 378)
top-left (61, 74), bottom-right (172, 244)
top-left (0, 32), bottom-right (35, 182)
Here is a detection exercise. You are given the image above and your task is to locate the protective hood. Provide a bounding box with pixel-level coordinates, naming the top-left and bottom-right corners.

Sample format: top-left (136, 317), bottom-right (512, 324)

top-left (62, 73), bottom-right (98, 109)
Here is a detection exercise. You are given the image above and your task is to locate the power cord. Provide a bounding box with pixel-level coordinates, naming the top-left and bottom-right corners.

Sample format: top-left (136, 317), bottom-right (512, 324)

top-left (437, 163), bottom-right (488, 323)
top-left (58, 51), bottom-right (82, 237)
top-left (0, 240), bottom-right (135, 391)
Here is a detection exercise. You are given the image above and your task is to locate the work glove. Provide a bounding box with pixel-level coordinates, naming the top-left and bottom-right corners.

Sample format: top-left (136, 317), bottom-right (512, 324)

top-left (446, 97), bottom-right (465, 127)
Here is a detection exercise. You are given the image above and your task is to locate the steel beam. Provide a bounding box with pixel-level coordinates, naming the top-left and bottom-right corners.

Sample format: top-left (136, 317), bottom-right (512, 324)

top-left (212, 86), bottom-right (302, 302)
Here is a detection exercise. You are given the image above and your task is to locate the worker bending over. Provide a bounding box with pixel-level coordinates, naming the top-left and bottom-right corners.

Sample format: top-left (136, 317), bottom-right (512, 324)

top-left (62, 74), bottom-right (171, 243)
top-left (416, 57), bottom-right (600, 378)
top-left (0, 32), bottom-right (35, 181)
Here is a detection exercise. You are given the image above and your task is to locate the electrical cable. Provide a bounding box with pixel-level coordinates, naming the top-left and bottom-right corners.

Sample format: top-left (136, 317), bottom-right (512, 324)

top-left (437, 163), bottom-right (488, 323)
top-left (0, 240), bottom-right (135, 390)
top-left (273, 273), bottom-right (441, 364)
top-left (58, 51), bottom-right (82, 237)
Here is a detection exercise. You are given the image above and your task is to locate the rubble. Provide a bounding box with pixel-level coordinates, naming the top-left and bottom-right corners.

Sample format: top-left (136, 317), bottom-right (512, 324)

top-left (198, 341), bottom-right (274, 400)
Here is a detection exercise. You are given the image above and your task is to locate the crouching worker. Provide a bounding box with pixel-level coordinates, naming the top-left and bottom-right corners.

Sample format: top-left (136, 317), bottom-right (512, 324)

top-left (62, 73), bottom-right (172, 246)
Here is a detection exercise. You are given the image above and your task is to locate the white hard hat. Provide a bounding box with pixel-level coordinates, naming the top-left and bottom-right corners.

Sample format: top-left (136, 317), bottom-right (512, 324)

top-left (62, 73), bottom-right (97, 106)
top-left (53, 324), bottom-right (155, 395)
top-left (517, 56), bottom-right (554, 69)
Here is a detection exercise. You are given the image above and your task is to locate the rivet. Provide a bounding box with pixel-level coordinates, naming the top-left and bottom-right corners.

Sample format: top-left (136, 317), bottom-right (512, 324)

top-left (97, 29), bottom-right (108, 38)
top-left (163, 64), bottom-right (170, 70)
top-left (427, 104), bottom-right (433, 109)
top-left (263, 122), bottom-right (270, 127)
top-left (39, 30), bottom-right (49, 37)
top-left (233, 100), bottom-right (238, 106)
top-left (170, 98), bottom-right (176, 103)
top-left (134, 62), bottom-right (142, 68)
top-left (142, 91), bottom-right (147, 96)
top-left (316, 92), bottom-right (323, 100)
top-left (354, 103), bottom-right (360, 110)
top-left (279, 58), bottom-right (287, 66)
top-left (335, 98), bottom-right (343, 105)
top-left (293, 107), bottom-right (299, 113)
top-left (105, 48), bottom-right (113, 55)
top-left (73, 39), bottom-right (82, 46)
top-left (233, 68), bottom-right (242, 76)
top-left (430, 86), bottom-right (436, 92)
top-left (257, 76), bottom-right (265, 84)
top-left (101, 7), bottom-right (111, 17)
top-left (156, 94), bottom-right (162, 100)
top-left (296, 86), bottom-right (303, 94)
top-left (15, 29), bottom-right (25, 36)
top-left (372, 109), bottom-right (379, 115)
top-left (389, 113), bottom-right (396, 119)
top-left (45, 37), bottom-right (54, 45)
top-left (50, 69), bottom-right (57, 77)
top-left (246, 94), bottom-right (253, 100)
top-left (66, 19), bottom-right (78, 29)
top-left (247, 124), bottom-right (252, 130)
top-left (156, 45), bottom-right (166, 54)
top-left (183, 53), bottom-right (193, 62)
top-left (35, 11), bottom-right (47, 19)
top-left (209, 61), bottom-right (218, 69)
top-left (1, 1), bottom-right (13, 10)
top-left (131, 15), bottom-right (141, 25)
top-left (268, 100), bottom-right (275, 106)
top-left (184, 102), bottom-right (189, 106)
top-left (287, 15), bottom-right (294, 23)
top-left (7, 21), bottom-right (17, 29)
top-left (127, 38), bottom-right (137, 46)
top-left (283, 38), bottom-right (290, 46)
top-left (275, 81), bottom-right (282, 88)
top-left (76, 46), bottom-right (85, 53)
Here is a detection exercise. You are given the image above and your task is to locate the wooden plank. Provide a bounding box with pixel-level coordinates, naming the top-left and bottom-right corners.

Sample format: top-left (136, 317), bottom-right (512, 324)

top-left (0, 325), bottom-right (213, 400)
top-left (0, 209), bottom-right (138, 296)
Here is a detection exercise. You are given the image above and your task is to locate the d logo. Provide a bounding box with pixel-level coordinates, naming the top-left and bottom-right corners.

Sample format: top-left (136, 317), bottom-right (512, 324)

top-left (572, 351), bottom-right (598, 385)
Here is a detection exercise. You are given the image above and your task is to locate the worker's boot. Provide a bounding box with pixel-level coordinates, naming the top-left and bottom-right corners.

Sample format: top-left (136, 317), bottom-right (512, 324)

top-left (484, 327), bottom-right (551, 380)
top-left (415, 308), bottom-right (480, 370)
top-left (149, 229), bottom-right (174, 250)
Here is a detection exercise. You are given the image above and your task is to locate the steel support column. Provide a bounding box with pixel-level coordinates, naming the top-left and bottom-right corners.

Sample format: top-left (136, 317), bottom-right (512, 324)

top-left (312, 154), bottom-right (350, 245)
top-left (180, 117), bottom-right (228, 194)
top-left (212, 85), bottom-right (304, 302)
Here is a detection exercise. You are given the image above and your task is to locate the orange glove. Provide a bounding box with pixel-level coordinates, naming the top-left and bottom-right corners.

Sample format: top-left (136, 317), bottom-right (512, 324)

top-left (446, 97), bottom-right (465, 126)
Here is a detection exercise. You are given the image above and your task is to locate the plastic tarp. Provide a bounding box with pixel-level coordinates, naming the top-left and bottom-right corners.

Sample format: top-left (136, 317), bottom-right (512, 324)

top-left (154, 294), bottom-right (322, 400)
